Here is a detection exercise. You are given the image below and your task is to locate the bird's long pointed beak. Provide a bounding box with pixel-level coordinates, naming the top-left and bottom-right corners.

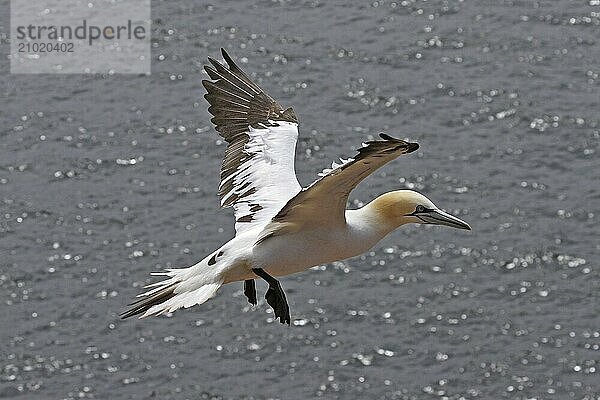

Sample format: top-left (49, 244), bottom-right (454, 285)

top-left (419, 209), bottom-right (471, 230)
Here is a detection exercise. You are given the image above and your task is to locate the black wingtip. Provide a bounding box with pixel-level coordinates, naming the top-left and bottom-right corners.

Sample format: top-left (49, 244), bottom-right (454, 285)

top-left (221, 48), bottom-right (235, 68)
top-left (206, 49), bottom-right (233, 71)
top-left (200, 79), bottom-right (211, 91)
top-left (378, 133), bottom-right (419, 153)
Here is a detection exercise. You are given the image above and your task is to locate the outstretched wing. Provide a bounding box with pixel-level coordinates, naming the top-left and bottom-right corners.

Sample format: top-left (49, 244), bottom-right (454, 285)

top-left (257, 134), bottom-right (418, 243)
top-left (202, 49), bottom-right (301, 234)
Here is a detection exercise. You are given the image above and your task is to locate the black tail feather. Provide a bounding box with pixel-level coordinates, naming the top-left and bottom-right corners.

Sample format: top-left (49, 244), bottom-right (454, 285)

top-left (120, 282), bottom-right (179, 319)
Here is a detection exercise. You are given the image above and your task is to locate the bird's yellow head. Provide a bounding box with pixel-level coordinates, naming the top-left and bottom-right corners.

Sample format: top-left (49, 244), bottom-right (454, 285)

top-left (369, 190), bottom-right (471, 231)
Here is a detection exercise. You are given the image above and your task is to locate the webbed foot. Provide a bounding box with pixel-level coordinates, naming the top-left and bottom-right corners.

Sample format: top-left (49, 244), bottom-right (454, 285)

top-left (244, 279), bottom-right (257, 306)
top-left (252, 268), bottom-right (291, 325)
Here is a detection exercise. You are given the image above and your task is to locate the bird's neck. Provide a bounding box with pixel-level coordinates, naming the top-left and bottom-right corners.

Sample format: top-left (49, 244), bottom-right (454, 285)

top-left (346, 195), bottom-right (409, 239)
top-left (336, 196), bottom-right (409, 260)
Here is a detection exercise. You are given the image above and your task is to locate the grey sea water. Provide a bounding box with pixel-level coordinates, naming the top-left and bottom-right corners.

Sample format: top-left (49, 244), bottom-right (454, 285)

top-left (1, 0), bottom-right (599, 399)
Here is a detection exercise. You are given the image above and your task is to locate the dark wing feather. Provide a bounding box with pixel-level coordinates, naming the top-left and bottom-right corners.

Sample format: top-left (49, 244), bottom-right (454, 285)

top-left (202, 49), bottom-right (301, 233)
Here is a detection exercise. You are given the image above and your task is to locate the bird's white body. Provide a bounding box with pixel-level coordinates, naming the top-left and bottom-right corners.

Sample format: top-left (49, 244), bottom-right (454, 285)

top-left (166, 205), bottom-right (384, 287)
top-left (121, 49), bottom-right (470, 321)
top-left (223, 208), bottom-right (384, 281)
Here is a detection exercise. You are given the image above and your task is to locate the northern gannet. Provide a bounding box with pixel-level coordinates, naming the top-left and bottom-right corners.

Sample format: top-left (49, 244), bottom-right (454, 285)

top-left (121, 49), bottom-right (471, 324)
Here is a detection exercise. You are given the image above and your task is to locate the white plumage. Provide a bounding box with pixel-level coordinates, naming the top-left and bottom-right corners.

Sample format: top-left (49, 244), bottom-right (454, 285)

top-left (226, 121), bottom-right (301, 234)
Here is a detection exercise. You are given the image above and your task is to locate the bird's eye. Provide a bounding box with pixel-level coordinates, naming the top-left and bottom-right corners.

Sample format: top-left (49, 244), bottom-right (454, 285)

top-left (415, 205), bottom-right (426, 213)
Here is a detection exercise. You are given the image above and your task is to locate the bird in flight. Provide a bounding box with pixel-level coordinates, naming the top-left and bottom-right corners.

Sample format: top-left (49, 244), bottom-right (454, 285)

top-left (121, 49), bottom-right (471, 324)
